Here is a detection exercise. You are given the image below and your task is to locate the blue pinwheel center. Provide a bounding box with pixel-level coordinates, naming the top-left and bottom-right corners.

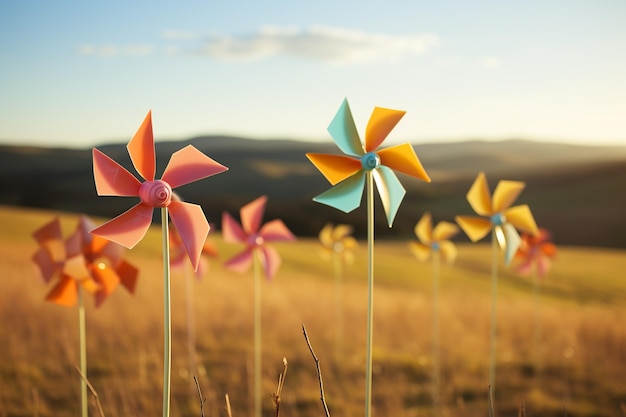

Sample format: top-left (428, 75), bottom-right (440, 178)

top-left (248, 233), bottom-right (264, 247)
top-left (361, 152), bottom-right (381, 171)
top-left (431, 241), bottom-right (440, 252)
top-left (490, 213), bottom-right (506, 226)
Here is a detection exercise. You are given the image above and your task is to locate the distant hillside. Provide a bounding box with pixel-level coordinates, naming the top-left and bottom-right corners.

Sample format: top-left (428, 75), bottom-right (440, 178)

top-left (1, 137), bottom-right (625, 248)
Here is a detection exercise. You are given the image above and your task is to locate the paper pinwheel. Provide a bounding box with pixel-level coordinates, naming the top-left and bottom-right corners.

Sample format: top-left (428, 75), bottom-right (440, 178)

top-left (515, 228), bottom-right (557, 278)
top-left (222, 195), bottom-right (296, 280)
top-left (306, 98), bottom-right (431, 227)
top-left (409, 212), bottom-right (459, 264)
top-left (319, 223), bottom-right (358, 265)
top-left (455, 171), bottom-right (539, 265)
top-left (222, 195), bottom-right (295, 417)
top-left (91, 110), bottom-right (228, 270)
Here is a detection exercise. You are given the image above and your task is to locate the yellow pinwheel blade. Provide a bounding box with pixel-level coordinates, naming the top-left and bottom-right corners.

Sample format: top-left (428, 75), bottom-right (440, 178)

top-left (492, 180), bottom-right (525, 213)
top-left (455, 216), bottom-right (493, 242)
top-left (319, 223), bottom-right (334, 247)
top-left (466, 172), bottom-right (493, 216)
top-left (432, 221), bottom-right (459, 242)
top-left (439, 240), bottom-right (458, 264)
top-left (306, 153), bottom-right (362, 185)
top-left (414, 212), bottom-right (433, 245)
top-left (332, 224), bottom-right (354, 241)
top-left (343, 236), bottom-right (358, 250)
top-left (365, 107), bottom-right (406, 152)
top-left (408, 241), bottom-right (431, 262)
top-left (504, 204), bottom-right (539, 235)
top-left (376, 143), bottom-right (431, 182)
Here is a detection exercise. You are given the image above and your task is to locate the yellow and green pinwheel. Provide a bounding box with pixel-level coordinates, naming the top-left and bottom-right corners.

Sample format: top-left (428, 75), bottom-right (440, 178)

top-left (455, 171), bottom-right (539, 265)
top-left (307, 98), bottom-right (431, 226)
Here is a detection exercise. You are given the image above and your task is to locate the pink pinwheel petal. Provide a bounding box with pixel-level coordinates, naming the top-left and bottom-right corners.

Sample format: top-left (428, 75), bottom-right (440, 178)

top-left (516, 260), bottom-right (533, 276)
top-left (161, 145), bottom-right (228, 188)
top-left (32, 248), bottom-right (58, 283)
top-left (364, 106), bottom-right (406, 152)
top-left (259, 245), bottom-right (282, 280)
top-left (241, 196), bottom-right (267, 235)
top-left (91, 203), bottom-right (154, 249)
top-left (168, 200), bottom-right (210, 271)
top-left (259, 219), bottom-right (296, 242)
top-left (222, 212), bottom-right (247, 244)
top-left (116, 260), bottom-right (139, 293)
top-left (93, 148), bottom-right (142, 196)
top-left (537, 256), bottom-right (551, 278)
top-left (32, 217), bottom-right (65, 263)
top-left (127, 111), bottom-right (156, 181)
top-left (224, 247), bottom-right (254, 274)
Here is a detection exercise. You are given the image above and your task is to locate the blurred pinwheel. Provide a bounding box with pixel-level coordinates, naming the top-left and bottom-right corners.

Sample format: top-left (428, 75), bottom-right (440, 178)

top-left (306, 98), bottom-right (431, 226)
top-left (91, 110), bottom-right (228, 270)
top-left (455, 171), bottom-right (539, 266)
top-left (222, 195), bottom-right (296, 280)
top-left (515, 228), bottom-right (557, 278)
top-left (409, 212), bottom-right (459, 264)
top-left (32, 216), bottom-right (138, 307)
top-left (319, 223), bottom-right (358, 265)
top-left (170, 225), bottom-right (218, 278)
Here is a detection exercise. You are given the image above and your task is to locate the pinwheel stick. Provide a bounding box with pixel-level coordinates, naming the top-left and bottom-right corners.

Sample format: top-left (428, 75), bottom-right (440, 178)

top-left (432, 250), bottom-right (441, 415)
top-left (161, 208), bottom-right (172, 417)
top-left (489, 229), bottom-right (498, 396)
top-left (78, 286), bottom-right (88, 417)
top-left (333, 242), bottom-right (344, 358)
top-left (365, 172), bottom-right (374, 417)
top-left (533, 269), bottom-right (542, 375)
top-left (253, 248), bottom-right (262, 417)
top-left (184, 260), bottom-right (197, 386)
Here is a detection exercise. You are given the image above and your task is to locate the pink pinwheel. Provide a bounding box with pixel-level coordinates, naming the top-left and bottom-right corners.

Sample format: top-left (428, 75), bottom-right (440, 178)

top-left (222, 195), bottom-right (296, 280)
top-left (91, 110), bottom-right (228, 270)
top-left (515, 228), bottom-right (557, 278)
top-left (170, 226), bottom-right (218, 278)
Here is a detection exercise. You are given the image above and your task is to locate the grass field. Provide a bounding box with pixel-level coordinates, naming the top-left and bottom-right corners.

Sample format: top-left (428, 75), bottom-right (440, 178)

top-left (0, 205), bottom-right (625, 417)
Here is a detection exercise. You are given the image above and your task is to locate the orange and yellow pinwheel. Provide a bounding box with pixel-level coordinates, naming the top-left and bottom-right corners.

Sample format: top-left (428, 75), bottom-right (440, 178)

top-left (306, 98), bottom-right (431, 226)
top-left (455, 172), bottom-right (538, 265)
top-left (32, 216), bottom-right (138, 307)
top-left (515, 228), bottom-right (557, 278)
top-left (319, 223), bottom-right (358, 265)
top-left (409, 212), bottom-right (459, 264)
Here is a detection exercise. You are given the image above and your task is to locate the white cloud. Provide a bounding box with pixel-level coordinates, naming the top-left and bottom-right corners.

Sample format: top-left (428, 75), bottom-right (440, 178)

top-left (475, 56), bottom-right (501, 69)
top-left (78, 44), bottom-right (154, 57)
top-left (180, 25), bottom-right (440, 64)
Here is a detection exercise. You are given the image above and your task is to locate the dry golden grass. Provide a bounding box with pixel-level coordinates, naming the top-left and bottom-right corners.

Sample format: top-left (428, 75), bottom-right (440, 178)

top-left (0, 205), bottom-right (625, 417)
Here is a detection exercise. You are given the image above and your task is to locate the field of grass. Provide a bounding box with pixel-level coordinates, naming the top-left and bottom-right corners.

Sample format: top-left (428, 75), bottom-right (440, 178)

top-left (0, 205), bottom-right (625, 417)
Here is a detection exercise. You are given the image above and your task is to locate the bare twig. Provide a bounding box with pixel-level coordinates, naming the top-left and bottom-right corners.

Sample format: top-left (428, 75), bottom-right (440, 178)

top-left (271, 357), bottom-right (288, 417)
top-left (74, 365), bottom-right (106, 417)
top-left (194, 375), bottom-right (207, 417)
top-left (518, 400), bottom-right (526, 417)
top-left (225, 393), bottom-right (233, 417)
top-left (302, 324), bottom-right (331, 417)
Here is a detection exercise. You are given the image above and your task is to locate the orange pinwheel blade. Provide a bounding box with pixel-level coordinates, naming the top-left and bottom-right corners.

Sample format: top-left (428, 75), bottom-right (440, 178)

top-left (91, 203), bottom-right (153, 249)
top-left (161, 145), bottom-right (229, 188)
top-left (241, 196), bottom-right (267, 235)
top-left (455, 216), bottom-right (493, 242)
top-left (116, 260), bottom-right (139, 293)
top-left (63, 254), bottom-right (90, 281)
top-left (259, 219), bottom-right (296, 243)
top-left (127, 110), bottom-right (155, 181)
top-left (364, 107), bottom-right (406, 152)
top-left (409, 241), bottom-right (431, 262)
top-left (492, 180), bottom-right (525, 213)
top-left (92, 148), bottom-right (142, 196)
top-left (439, 240), bottom-right (458, 264)
top-left (46, 276), bottom-right (77, 307)
top-left (376, 143), bottom-right (431, 182)
top-left (432, 221), bottom-right (459, 242)
top-left (306, 153), bottom-right (362, 185)
top-left (466, 172), bottom-right (493, 216)
top-left (504, 204), bottom-right (539, 236)
top-left (169, 200), bottom-right (210, 272)
top-left (92, 263), bottom-right (121, 307)
top-left (414, 212), bottom-right (433, 245)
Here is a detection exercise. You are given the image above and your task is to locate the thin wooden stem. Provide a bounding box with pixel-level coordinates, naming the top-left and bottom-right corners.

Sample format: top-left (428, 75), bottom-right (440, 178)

top-left (253, 248), bottom-right (262, 417)
top-left (489, 229), bottom-right (498, 399)
top-left (78, 286), bottom-right (88, 417)
top-left (185, 261), bottom-right (197, 384)
top-left (161, 207), bottom-right (172, 417)
top-left (365, 171), bottom-right (374, 417)
top-left (432, 251), bottom-right (441, 416)
top-left (333, 248), bottom-right (344, 358)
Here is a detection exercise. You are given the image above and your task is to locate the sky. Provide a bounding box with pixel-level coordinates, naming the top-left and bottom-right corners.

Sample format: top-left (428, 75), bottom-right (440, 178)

top-left (1, 0), bottom-right (625, 148)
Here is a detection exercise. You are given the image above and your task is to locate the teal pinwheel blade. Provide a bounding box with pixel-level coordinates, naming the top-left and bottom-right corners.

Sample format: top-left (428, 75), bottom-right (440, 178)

top-left (313, 172), bottom-right (366, 213)
top-left (327, 98), bottom-right (364, 158)
top-left (502, 222), bottom-right (521, 266)
top-left (372, 166), bottom-right (406, 227)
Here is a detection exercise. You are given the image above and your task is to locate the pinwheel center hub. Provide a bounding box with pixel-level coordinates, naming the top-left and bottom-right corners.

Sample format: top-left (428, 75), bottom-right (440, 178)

top-left (431, 242), bottom-right (440, 251)
top-left (333, 242), bottom-right (344, 252)
top-left (361, 152), bottom-right (381, 171)
top-left (249, 234), bottom-right (264, 247)
top-left (139, 180), bottom-right (172, 208)
top-left (490, 213), bottom-right (506, 226)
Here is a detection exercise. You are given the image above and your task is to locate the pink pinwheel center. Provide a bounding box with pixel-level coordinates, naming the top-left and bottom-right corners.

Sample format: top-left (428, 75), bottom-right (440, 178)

top-left (139, 180), bottom-right (172, 208)
top-left (431, 242), bottom-right (440, 252)
top-left (361, 152), bottom-right (381, 171)
top-left (248, 234), bottom-right (265, 247)
top-left (490, 213), bottom-right (506, 226)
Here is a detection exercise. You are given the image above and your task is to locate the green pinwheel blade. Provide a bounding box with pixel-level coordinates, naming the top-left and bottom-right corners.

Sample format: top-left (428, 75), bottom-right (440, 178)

top-left (313, 171), bottom-right (366, 213)
top-left (372, 165), bottom-right (406, 227)
top-left (502, 222), bottom-right (521, 266)
top-left (327, 98), bottom-right (364, 158)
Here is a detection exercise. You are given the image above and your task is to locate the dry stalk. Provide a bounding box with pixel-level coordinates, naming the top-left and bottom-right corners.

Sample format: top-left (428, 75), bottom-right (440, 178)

top-left (225, 393), bottom-right (233, 417)
top-left (271, 357), bottom-right (288, 417)
top-left (488, 385), bottom-right (494, 417)
top-left (194, 375), bottom-right (207, 417)
top-left (518, 400), bottom-right (526, 417)
top-left (74, 365), bottom-right (106, 417)
top-left (302, 324), bottom-right (331, 417)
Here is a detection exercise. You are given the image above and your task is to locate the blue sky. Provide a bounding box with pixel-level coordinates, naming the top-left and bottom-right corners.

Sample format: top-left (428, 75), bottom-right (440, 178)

top-left (1, 0), bottom-right (625, 148)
